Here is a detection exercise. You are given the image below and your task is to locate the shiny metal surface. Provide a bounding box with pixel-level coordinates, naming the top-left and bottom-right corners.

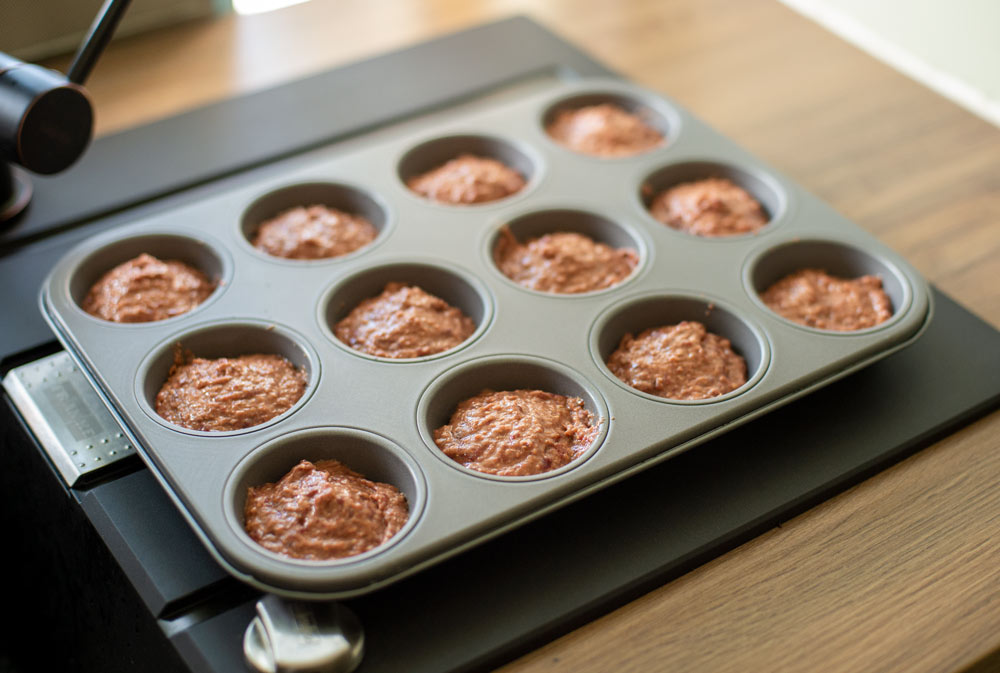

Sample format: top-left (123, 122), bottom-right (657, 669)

top-left (2, 350), bottom-right (135, 486)
top-left (244, 595), bottom-right (364, 673)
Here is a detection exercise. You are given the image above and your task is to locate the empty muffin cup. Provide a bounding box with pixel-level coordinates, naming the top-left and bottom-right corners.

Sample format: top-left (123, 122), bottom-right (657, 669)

top-left (224, 427), bottom-right (425, 567)
top-left (418, 355), bottom-right (609, 480)
top-left (398, 134), bottom-right (536, 205)
top-left (136, 320), bottom-right (319, 435)
top-left (746, 239), bottom-right (910, 332)
top-left (592, 293), bottom-right (769, 403)
top-left (241, 182), bottom-right (388, 261)
top-left (640, 161), bottom-right (786, 238)
top-left (69, 232), bottom-right (228, 323)
top-left (320, 261), bottom-right (492, 361)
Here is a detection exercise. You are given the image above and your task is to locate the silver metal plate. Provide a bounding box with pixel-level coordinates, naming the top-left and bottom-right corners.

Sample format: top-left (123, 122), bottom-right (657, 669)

top-left (3, 351), bottom-right (135, 487)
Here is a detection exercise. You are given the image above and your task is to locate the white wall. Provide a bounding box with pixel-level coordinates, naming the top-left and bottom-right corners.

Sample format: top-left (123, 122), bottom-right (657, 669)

top-left (779, 0), bottom-right (1000, 127)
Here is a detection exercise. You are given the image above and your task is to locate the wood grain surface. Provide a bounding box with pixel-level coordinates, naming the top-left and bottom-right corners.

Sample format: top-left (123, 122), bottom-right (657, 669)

top-left (44, 1), bottom-right (1000, 671)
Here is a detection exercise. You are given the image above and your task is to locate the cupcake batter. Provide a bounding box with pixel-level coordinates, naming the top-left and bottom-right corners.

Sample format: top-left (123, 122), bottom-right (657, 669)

top-left (607, 320), bottom-right (747, 400)
top-left (82, 253), bottom-right (214, 323)
top-left (407, 154), bottom-right (526, 204)
top-left (155, 353), bottom-right (307, 431)
top-left (252, 204), bottom-right (377, 260)
top-left (493, 228), bottom-right (638, 294)
top-left (334, 282), bottom-right (476, 358)
top-left (433, 389), bottom-right (598, 476)
top-left (649, 177), bottom-right (768, 237)
top-left (245, 459), bottom-right (408, 560)
top-left (760, 268), bottom-right (892, 331)
top-left (546, 103), bottom-right (663, 157)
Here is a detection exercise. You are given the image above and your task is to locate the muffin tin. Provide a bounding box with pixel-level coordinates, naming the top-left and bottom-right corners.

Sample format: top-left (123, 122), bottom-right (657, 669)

top-left (40, 78), bottom-right (931, 598)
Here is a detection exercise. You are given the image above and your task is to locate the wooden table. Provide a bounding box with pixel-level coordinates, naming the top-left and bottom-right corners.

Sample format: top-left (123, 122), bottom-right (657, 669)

top-left (47, 1), bottom-right (1000, 671)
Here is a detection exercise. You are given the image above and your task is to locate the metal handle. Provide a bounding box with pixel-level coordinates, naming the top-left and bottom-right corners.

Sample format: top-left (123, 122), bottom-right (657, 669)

top-left (244, 595), bottom-right (365, 673)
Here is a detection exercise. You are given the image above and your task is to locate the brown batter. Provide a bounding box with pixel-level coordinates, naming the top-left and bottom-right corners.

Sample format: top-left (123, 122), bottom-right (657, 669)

top-left (244, 459), bottom-right (408, 561)
top-left (649, 177), bottom-right (768, 237)
top-left (155, 353), bottom-right (307, 431)
top-left (252, 205), bottom-right (377, 260)
top-left (760, 268), bottom-right (893, 331)
top-left (407, 154), bottom-right (526, 204)
top-left (334, 282), bottom-right (476, 358)
top-left (546, 103), bottom-right (663, 157)
top-left (82, 253), bottom-right (215, 323)
top-left (493, 228), bottom-right (638, 294)
top-left (433, 389), bottom-right (598, 477)
top-left (607, 321), bottom-right (747, 400)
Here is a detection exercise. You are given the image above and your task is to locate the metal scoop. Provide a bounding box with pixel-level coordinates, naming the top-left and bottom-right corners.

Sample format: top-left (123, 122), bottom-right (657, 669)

top-left (244, 595), bottom-right (364, 673)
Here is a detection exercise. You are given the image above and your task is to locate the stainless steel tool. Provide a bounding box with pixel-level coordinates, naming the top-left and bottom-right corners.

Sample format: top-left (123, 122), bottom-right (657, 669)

top-left (244, 595), bottom-right (364, 673)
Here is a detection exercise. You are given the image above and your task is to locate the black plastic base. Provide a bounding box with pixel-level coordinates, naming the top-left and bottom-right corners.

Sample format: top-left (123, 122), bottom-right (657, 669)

top-left (0, 395), bottom-right (188, 673)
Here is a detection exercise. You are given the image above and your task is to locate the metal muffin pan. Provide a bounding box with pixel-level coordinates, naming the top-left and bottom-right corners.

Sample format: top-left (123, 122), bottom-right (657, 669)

top-left (41, 77), bottom-right (932, 598)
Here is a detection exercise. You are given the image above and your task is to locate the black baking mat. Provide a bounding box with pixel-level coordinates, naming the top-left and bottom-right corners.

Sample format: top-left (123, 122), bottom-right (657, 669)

top-left (2, 16), bottom-right (998, 673)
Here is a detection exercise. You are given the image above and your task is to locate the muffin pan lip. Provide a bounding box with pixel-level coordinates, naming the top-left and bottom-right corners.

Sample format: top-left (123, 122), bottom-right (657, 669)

top-left (37, 75), bottom-right (933, 599)
top-left (316, 257), bottom-right (496, 363)
top-left (589, 290), bottom-right (772, 405)
top-left (396, 131), bottom-right (545, 210)
top-left (539, 84), bottom-right (684, 160)
top-left (132, 319), bottom-right (321, 437)
top-left (482, 204), bottom-right (652, 298)
top-left (414, 354), bottom-right (611, 482)
top-left (742, 236), bottom-right (914, 336)
top-left (236, 178), bottom-right (395, 266)
top-left (60, 228), bottom-right (233, 327)
top-left (637, 157), bottom-right (794, 242)
top-left (222, 425), bottom-right (428, 569)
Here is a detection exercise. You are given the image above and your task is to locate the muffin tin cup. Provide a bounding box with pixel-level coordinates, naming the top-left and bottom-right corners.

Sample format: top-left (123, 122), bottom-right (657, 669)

top-left (416, 355), bottom-right (610, 481)
top-left (39, 76), bottom-right (932, 598)
top-left (590, 292), bottom-right (770, 404)
top-left (744, 237), bottom-right (912, 334)
top-left (134, 320), bottom-right (321, 436)
top-left (221, 426), bottom-right (427, 594)
top-left (639, 160), bottom-right (789, 239)
top-left (319, 259), bottom-right (494, 362)
top-left (63, 229), bottom-right (232, 326)
top-left (240, 181), bottom-right (392, 264)
top-left (541, 89), bottom-right (682, 159)
top-left (486, 207), bottom-right (649, 296)
top-left (398, 133), bottom-right (542, 208)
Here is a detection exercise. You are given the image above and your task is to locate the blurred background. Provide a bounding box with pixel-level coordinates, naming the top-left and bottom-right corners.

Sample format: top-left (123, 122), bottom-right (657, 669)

top-left (1, 0), bottom-right (997, 129)
top-left (1, 0), bottom-right (224, 61)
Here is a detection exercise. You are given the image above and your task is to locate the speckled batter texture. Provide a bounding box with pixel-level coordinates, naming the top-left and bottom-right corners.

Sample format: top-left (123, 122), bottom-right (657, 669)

top-left (649, 177), bottom-right (768, 237)
top-left (760, 269), bottom-right (893, 331)
top-left (407, 154), bottom-right (526, 204)
top-left (607, 321), bottom-right (747, 400)
top-left (244, 459), bottom-right (408, 561)
top-left (82, 253), bottom-right (215, 323)
top-left (493, 228), bottom-right (638, 294)
top-left (433, 389), bottom-right (599, 477)
top-left (334, 282), bottom-right (476, 359)
top-left (252, 205), bottom-right (377, 260)
top-left (155, 353), bottom-right (307, 432)
top-left (546, 103), bottom-right (663, 157)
